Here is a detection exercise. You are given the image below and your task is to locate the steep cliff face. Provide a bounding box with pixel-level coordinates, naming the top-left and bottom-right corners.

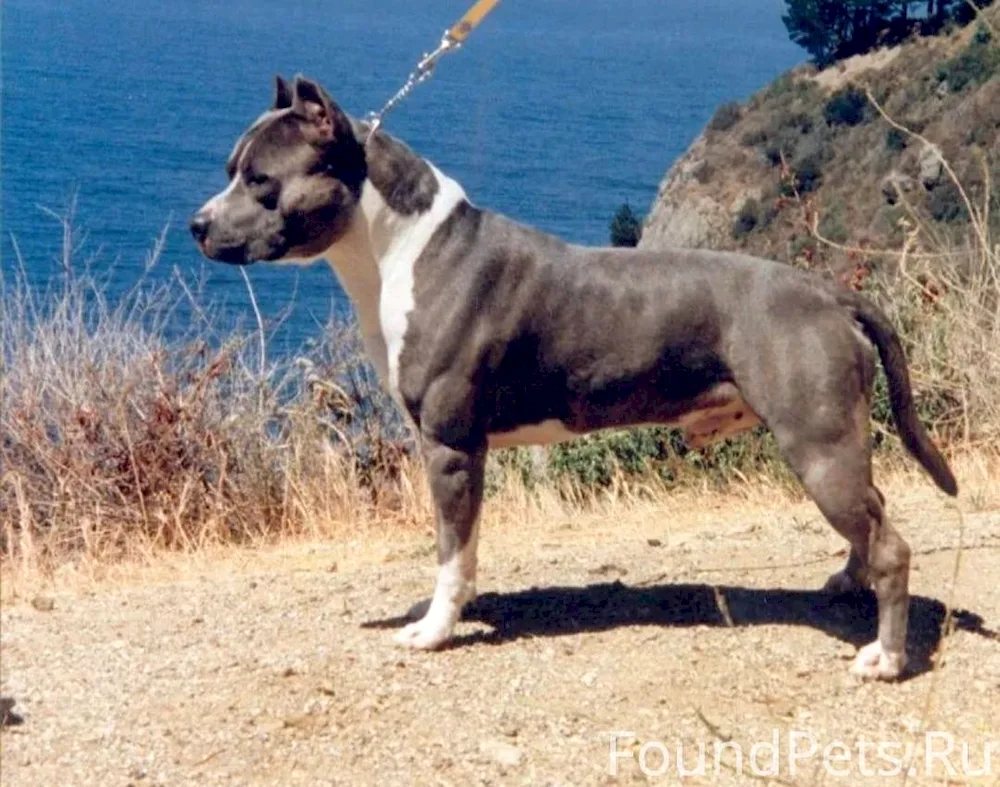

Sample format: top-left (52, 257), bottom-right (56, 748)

top-left (639, 8), bottom-right (1000, 276)
top-left (640, 134), bottom-right (766, 251)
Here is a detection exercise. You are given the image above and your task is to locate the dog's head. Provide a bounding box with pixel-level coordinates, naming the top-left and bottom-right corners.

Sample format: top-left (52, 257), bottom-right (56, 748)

top-left (190, 75), bottom-right (366, 265)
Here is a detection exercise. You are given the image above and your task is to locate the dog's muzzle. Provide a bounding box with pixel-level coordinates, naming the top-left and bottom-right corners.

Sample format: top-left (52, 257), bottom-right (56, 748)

top-left (189, 210), bottom-right (253, 265)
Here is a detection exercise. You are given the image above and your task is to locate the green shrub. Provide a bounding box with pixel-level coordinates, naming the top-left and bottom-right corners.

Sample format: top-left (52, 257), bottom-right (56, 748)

top-left (780, 110), bottom-right (815, 135)
top-left (545, 426), bottom-right (788, 490)
top-left (760, 199), bottom-right (782, 229)
top-left (885, 128), bottom-right (908, 152)
top-left (818, 210), bottom-right (849, 244)
top-left (709, 101), bottom-right (743, 132)
top-left (547, 428), bottom-right (682, 488)
top-left (609, 202), bottom-right (643, 247)
top-left (763, 129), bottom-right (802, 167)
top-left (732, 198), bottom-right (761, 239)
top-left (927, 181), bottom-right (968, 222)
top-left (936, 26), bottom-right (1000, 91)
top-left (789, 235), bottom-right (818, 262)
top-left (793, 153), bottom-right (825, 193)
top-left (692, 161), bottom-right (714, 184)
top-left (789, 135), bottom-right (832, 194)
top-left (764, 142), bottom-right (788, 167)
top-left (823, 87), bottom-right (869, 127)
top-left (741, 127), bottom-right (769, 147)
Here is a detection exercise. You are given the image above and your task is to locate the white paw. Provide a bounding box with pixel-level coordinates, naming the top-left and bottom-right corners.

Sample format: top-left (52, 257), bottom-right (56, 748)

top-left (851, 640), bottom-right (907, 680)
top-left (393, 613), bottom-right (454, 650)
top-left (404, 585), bottom-right (476, 622)
top-left (823, 569), bottom-right (866, 594)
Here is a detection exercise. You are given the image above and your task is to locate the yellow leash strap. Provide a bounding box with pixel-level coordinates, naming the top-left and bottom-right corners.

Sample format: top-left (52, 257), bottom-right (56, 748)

top-left (366, 0), bottom-right (502, 141)
top-left (446, 0), bottom-right (502, 44)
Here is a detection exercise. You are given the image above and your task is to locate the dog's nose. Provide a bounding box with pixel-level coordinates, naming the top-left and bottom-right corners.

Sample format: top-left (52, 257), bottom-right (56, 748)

top-left (189, 212), bottom-right (211, 242)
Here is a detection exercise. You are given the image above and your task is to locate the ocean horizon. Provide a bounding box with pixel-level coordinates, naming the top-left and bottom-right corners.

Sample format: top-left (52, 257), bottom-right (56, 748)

top-left (2, 0), bottom-right (805, 352)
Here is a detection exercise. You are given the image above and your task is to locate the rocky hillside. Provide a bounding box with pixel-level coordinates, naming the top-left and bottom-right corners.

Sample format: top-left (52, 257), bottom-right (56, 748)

top-left (639, 6), bottom-right (1000, 277)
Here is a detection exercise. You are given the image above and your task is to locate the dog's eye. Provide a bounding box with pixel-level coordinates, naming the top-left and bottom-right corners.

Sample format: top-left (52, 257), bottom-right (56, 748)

top-left (246, 172), bottom-right (271, 187)
top-left (245, 172), bottom-right (280, 210)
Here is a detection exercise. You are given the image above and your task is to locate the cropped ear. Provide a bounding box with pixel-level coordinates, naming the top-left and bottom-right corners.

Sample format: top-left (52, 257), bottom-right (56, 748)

top-left (273, 75), bottom-right (293, 110)
top-left (291, 75), bottom-right (352, 143)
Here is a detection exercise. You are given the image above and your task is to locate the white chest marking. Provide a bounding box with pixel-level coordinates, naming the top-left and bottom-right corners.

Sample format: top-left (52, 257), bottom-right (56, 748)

top-left (322, 163), bottom-right (466, 394)
top-left (361, 164), bottom-right (467, 396)
top-left (322, 217), bottom-right (389, 383)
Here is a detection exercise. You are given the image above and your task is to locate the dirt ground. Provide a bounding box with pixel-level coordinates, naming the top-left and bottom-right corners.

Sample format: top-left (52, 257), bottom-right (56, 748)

top-left (2, 471), bottom-right (999, 786)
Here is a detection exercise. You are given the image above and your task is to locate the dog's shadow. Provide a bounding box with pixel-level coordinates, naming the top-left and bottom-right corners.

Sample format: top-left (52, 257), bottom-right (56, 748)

top-left (362, 582), bottom-right (997, 678)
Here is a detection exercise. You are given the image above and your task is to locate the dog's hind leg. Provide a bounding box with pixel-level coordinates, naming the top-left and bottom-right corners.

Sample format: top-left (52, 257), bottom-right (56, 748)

top-left (394, 436), bottom-right (485, 650)
top-left (822, 485), bottom-right (887, 593)
top-left (823, 546), bottom-right (869, 594)
top-left (732, 306), bottom-right (912, 679)
top-left (776, 419), bottom-right (911, 680)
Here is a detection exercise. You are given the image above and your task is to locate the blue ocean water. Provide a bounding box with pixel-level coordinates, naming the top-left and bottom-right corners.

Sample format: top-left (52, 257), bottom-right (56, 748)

top-left (2, 0), bottom-right (803, 350)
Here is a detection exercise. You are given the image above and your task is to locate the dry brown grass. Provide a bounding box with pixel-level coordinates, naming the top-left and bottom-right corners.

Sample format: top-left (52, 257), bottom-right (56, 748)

top-left (0, 218), bottom-right (422, 586)
top-left (5, 448), bottom-right (994, 606)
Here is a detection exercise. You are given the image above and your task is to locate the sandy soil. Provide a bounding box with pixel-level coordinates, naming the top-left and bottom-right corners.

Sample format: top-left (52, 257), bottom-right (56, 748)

top-left (2, 474), bottom-right (999, 786)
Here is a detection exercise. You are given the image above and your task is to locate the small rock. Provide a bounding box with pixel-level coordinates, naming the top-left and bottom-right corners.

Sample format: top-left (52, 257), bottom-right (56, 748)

top-left (30, 596), bottom-right (55, 612)
top-left (646, 538), bottom-right (663, 547)
top-left (479, 739), bottom-right (523, 767)
top-left (581, 669), bottom-right (598, 687)
top-left (283, 714), bottom-right (310, 729)
top-left (317, 681), bottom-right (336, 697)
top-left (498, 720), bottom-right (520, 738)
top-left (1, 697), bottom-right (23, 727)
top-left (919, 143), bottom-right (944, 189)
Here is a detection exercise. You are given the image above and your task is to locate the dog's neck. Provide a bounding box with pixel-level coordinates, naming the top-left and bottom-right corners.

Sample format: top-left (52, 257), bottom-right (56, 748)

top-left (321, 123), bottom-right (468, 385)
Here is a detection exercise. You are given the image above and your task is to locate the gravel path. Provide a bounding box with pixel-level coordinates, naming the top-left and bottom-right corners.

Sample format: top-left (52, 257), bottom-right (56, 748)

top-left (3, 487), bottom-right (999, 786)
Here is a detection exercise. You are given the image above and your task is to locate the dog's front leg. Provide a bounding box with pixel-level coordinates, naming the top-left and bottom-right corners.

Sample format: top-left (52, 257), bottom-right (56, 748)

top-left (394, 435), bottom-right (486, 650)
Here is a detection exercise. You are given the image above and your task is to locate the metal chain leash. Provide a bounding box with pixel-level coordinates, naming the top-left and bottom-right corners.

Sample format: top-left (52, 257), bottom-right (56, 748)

top-left (365, 0), bottom-right (501, 143)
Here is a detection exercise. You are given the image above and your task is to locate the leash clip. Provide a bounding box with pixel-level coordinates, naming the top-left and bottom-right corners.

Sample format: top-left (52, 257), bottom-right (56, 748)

top-left (418, 32), bottom-right (461, 75)
top-left (366, 32), bottom-right (460, 143)
top-left (365, 0), bottom-right (500, 143)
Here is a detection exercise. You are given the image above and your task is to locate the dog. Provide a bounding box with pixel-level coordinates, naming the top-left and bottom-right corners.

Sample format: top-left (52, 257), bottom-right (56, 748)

top-left (191, 75), bottom-right (957, 681)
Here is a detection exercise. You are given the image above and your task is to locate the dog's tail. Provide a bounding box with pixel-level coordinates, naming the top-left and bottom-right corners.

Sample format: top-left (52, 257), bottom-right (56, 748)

top-left (839, 291), bottom-right (958, 496)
